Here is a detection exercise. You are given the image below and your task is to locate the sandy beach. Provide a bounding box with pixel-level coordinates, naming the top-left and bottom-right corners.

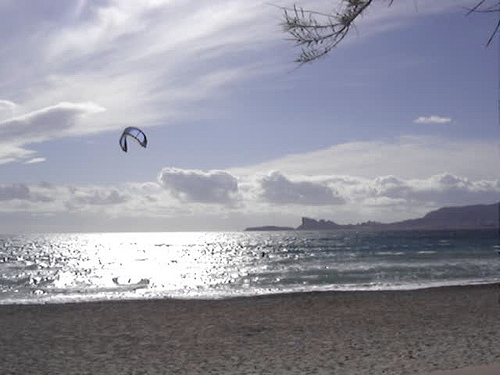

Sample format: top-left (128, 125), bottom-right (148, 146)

top-left (1, 284), bottom-right (499, 374)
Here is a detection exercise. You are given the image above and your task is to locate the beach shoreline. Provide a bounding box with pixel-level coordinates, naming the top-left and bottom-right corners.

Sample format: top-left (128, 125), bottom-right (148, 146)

top-left (1, 283), bottom-right (499, 374)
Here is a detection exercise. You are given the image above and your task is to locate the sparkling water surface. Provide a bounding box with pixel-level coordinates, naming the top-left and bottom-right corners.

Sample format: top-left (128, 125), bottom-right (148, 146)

top-left (0, 230), bottom-right (499, 304)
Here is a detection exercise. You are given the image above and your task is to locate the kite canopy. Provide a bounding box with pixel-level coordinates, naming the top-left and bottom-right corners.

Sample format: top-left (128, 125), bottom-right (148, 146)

top-left (119, 127), bottom-right (147, 152)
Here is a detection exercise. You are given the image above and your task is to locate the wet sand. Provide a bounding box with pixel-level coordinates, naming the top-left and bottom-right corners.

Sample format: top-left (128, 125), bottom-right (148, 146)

top-left (1, 284), bottom-right (499, 374)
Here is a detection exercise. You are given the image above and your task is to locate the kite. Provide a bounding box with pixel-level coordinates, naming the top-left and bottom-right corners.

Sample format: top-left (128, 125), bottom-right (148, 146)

top-left (119, 127), bottom-right (147, 152)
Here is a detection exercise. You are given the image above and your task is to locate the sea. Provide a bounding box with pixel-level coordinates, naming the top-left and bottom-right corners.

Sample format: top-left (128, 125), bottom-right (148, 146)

top-left (1, 230), bottom-right (499, 305)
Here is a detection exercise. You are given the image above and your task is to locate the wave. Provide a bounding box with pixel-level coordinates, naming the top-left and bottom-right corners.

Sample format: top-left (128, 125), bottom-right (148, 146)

top-left (1, 230), bottom-right (498, 305)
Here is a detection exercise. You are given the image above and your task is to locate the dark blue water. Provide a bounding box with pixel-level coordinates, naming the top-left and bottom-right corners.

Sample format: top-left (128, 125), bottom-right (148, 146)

top-left (0, 230), bottom-right (498, 304)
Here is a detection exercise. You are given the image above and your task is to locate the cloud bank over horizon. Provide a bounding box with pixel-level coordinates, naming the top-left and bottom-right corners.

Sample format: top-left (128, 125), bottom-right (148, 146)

top-left (1, 136), bottom-right (498, 232)
top-left (0, 169), bottom-right (497, 233)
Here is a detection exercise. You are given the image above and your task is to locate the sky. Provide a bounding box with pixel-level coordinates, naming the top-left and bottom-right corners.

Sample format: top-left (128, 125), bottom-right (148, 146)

top-left (0, 0), bottom-right (498, 233)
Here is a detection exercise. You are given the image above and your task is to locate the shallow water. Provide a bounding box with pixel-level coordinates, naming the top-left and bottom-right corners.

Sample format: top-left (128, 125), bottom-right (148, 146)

top-left (0, 230), bottom-right (499, 304)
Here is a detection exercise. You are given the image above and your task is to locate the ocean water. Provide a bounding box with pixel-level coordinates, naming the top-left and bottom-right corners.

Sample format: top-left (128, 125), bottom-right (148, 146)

top-left (0, 230), bottom-right (499, 304)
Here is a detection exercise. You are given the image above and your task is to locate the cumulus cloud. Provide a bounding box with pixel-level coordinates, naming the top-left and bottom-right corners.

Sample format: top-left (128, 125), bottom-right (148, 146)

top-left (260, 171), bottom-right (345, 205)
top-left (158, 167), bottom-right (238, 204)
top-left (126, 182), bottom-right (163, 195)
top-left (362, 173), bottom-right (500, 208)
top-left (414, 115), bottom-right (452, 124)
top-left (69, 188), bottom-right (128, 207)
top-left (372, 175), bottom-right (410, 198)
top-left (38, 181), bottom-right (55, 189)
top-left (406, 173), bottom-right (500, 205)
top-left (247, 171), bottom-right (499, 214)
top-left (0, 184), bottom-right (52, 202)
top-left (0, 184), bottom-right (31, 201)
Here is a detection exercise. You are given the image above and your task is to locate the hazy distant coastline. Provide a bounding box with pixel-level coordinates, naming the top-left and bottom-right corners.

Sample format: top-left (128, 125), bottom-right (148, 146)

top-left (244, 225), bottom-right (295, 232)
top-left (244, 202), bottom-right (499, 231)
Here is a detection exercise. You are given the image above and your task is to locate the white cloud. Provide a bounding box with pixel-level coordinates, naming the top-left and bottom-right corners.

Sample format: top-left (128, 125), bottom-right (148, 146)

top-left (69, 188), bottom-right (128, 207)
top-left (0, 144), bottom-right (36, 165)
top-left (0, 100), bottom-right (18, 122)
top-left (260, 171), bottom-right (345, 205)
top-left (0, 101), bottom-right (105, 164)
top-left (158, 167), bottom-right (239, 204)
top-left (0, 184), bottom-right (31, 201)
top-left (0, 102), bottom-right (105, 140)
top-left (0, 100), bottom-right (17, 111)
top-left (400, 173), bottom-right (500, 206)
top-left (359, 172), bottom-right (500, 205)
top-left (24, 157), bottom-right (46, 164)
top-left (0, 1), bottom-right (481, 167)
top-left (414, 115), bottom-right (452, 124)
top-left (229, 136), bottom-right (500, 180)
top-left (0, 183), bottom-right (52, 203)
top-left (0, 1), bottom-right (289, 165)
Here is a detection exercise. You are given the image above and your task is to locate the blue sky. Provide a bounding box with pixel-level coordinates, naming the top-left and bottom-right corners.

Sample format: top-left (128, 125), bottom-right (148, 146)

top-left (0, 0), bottom-right (498, 232)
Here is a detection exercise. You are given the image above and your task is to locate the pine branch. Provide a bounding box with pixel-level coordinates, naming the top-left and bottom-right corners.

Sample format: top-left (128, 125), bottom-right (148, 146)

top-left (281, 0), bottom-right (375, 63)
top-left (282, 0), bottom-right (500, 64)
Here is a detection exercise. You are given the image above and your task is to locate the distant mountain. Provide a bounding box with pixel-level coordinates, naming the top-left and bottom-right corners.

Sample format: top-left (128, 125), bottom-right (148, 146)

top-left (382, 203), bottom-right (499, 231)
top-left (245, 202), bottom-right (499, 231)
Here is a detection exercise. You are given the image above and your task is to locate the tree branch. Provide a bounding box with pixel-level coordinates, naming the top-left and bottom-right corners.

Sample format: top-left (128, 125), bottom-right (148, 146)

top-left (281, 0), bottom-right (376, 64)
top-left (282, 0), bottom-right (500, 64)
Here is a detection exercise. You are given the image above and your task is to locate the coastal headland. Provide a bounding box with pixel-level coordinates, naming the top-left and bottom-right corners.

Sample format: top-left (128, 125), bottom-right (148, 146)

top-left (245, 202), bottom-right (499, 231)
